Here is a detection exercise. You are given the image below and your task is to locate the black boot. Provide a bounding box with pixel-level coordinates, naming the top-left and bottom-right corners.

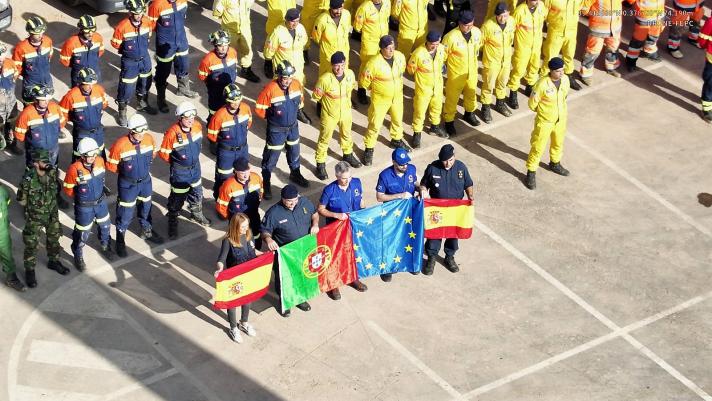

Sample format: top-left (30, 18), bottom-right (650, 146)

top-left (5, 272), bottom-right (27, 292)
top-left (117, 102), bottom-right (128, 127)
top-left (100, 242), bottom-right (114, 261)
top-left (315, 162), bottom-right (328, 180)
top-left (390, 138), bottom-right (411, 151)
top-left (25, 269), bottom-right (37, 288)
top-left (176, 75), bottom-right (198, 98)
top-left (363, 148), bottom-right (374, 166)
top-left (443, 256), bottom-right (459, 273)
top-left (289, 168), bottom-right (310, 188)
top-left (47, 260), bottom-right (70, 275)
top-left (357, 88), bottom-right (369, 105)
top-left (422, 257), bottom-right (436, 275)
top-left (625, 56), bottom-right (637, 72)
top-left (507, 91), bottom-right (519, 109)
top-left (525, 170), bottom-right (536, 190)
top-left (156, 84), bottom-right (170, 113)
top-left (343, 152), bottom-right (362, 168)
top-left (430, 124), bottom-right (449, 138)
top-left (303, 49), bottom-right (310, 64)
top-left (188, 204), bottom-right (212, 226)
top-left (239, 66), bottom-right (261, 83)
top-left (444, 121), bottom-right (456, 136)
top-left (168, 211), bottom-right (179, 240)
top-left (523, 84), bottom-right (533, 97)
top-left (494, 99), bottom-right (512, 117)
top-left (116, 231), bottom-right (128, 258)
top-left (297, 108), bottom-right (311, 124)
top-left (262, 171), bottom-right (272, 200)
top-left (549, 161), bottom-right (570, 176)
top-left (481, 105), bottom-right (493, 124)
top-left (568, 74), bottom-right (581, 91)
top-left (411, 132), bottom-right (422, 149)
top-left (463, 111), bottom-right (480, 127)
top-left (74, 255), bottom-right (86, 272)
top-left (140, 228), bottom-right (165, 244)
top-left (136, 94), bottom-right (157, 115)
top-left (703, 109), bottom-right (712, 123)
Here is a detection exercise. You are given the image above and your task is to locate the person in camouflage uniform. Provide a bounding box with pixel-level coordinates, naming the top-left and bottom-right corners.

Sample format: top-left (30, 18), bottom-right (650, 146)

top-left (0, 184), bottom-right (26, 291)
top-left (16, 149), bottom-right (69, 288)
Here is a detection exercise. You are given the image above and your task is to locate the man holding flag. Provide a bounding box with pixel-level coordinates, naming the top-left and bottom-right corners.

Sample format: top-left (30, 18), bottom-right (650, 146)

top-left (419, 144), bottom-right (474, 275)
top-left (261, 185), bottom-right (319, 317)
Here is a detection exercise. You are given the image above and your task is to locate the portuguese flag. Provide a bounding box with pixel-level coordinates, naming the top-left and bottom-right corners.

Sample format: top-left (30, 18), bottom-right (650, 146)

top-left (214, 252), bottom-right (274, 309)
top-left (278, 219), bottom-right (357, 311)
top-left (423, 199), bottom-right (474, 239)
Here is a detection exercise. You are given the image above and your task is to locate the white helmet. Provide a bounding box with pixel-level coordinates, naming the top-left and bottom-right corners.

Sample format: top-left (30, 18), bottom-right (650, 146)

top-left (127, 114), bottom-right (148, 131)
top-left (175, 101), bottom-right (197, 117)
top-left (77, 137), bottom-right (99, 156)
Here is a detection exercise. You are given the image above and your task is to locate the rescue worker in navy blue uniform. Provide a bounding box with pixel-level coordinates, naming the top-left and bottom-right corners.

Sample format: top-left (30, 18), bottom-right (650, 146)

top-left (63, 138), bottom-right (114, 271)
top-left (207, 84), bottom-right (253, 200)
top-left (375, 147), bottom-right (419, 282)
top-left (317, 161), bottom-right (368, 300)
top-left (60, 15), bottom-right (105, 89)
top-left (106, 114), bottom-right (164, 258)
top-left (419, 144), bottom-right (474, 275)
top-left (198, 30), bottom-right (239, 125)
top-left (13, 17), bottom-right (55, 106)
top-left (59, 68), bottom-right (108, 162)
top-left (261, 184), bottom-right (319, 317)
top-left (111, 0), bottom-right (158, 127)
top-left (159, 101), bottom-right (212, 240)
top-left (255, 61), bottom-right (310, 200)
top-left (148, 0), bottom-right (198, 114)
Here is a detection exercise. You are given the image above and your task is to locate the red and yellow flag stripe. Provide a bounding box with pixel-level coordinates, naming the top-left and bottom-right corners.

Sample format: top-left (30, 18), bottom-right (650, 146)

top-left (423, 199), bottom-right (474, 239)
top-left (214, 252), bottom-right (274, 309)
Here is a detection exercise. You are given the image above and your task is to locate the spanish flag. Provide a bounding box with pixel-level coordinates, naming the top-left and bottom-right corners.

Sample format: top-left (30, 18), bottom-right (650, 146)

top-left (423, 199), bottom-right (474, 239)
top-left (214, 252), bottom-right (274, 309)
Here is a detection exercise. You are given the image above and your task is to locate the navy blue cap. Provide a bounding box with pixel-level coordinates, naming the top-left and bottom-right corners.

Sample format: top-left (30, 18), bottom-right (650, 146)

top-left (548, 57), bottom-right (564, 70)
top-left (285, 8), bottom-right (300, 21)
top-left (234, 157), bottom-right (249, 172)
top-left (438, 144), bottom-right (455, 161)
top-left (379, 35), bottom-right (395, 49)
top-left (330, 51), bottom-right (346, 64)
top-left (330, 0), bottom-right (344, 8)
top-left (426, 30), bottom-right (441, 43)
top-left (458, 10), bottom-right (474, 24)
top-left (494, 2), bottom-right (508, 15)
top-left (281, 184), bottom-right (299, 199)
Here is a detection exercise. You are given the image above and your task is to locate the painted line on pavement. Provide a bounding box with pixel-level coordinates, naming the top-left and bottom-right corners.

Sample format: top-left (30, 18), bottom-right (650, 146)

top-left (367, 320), bottom-right (462, 399)
top-left (567, 134), bottom-right (712, 238)
top-left (473, 220), bottom-right (712, 400)
top-left (459, 290), bottom-right (712, 399)
top-left (103, 368), bottom-right (180, 401)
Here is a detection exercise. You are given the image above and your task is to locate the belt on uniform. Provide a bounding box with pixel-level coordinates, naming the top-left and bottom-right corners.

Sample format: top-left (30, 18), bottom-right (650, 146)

top-left (218, 143), bottom-right (242, 151)
top-left (76, 194), bottom-right (105, 207)
top-left (172, 163), bottom-right (197, 170)
top-left (267, 123), bottom-right (296, 132)
top-left (120, 175), bottom-right (150, 184)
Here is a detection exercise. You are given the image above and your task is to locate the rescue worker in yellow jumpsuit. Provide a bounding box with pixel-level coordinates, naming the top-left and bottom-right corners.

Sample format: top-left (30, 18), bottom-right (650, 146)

top-left (540, 0), bottom-right (583, 90)
top-left (407, 30), bottom-right (447, 147)
top-left (353, 0), bottom-right (391, 104)
top-left (480, 2), bottom-right (515, 123)
top-left (212, 0), bottom-right (262, 82)
top-left (506, 0), bottom-right (546, 110)
top-left (579, 0), bottom-right (622, 85)
top-left (525, 57), bottom-right (570, 190)
top-left (359, 35), bottom-right (409, 165)
top-left (264, 8), bottom-right (311, 124)
top-left (624, 0), bottom-right (665, 71)
top-left (312, 0), bottom-right (352, 77)
top-left (265, 0), bottom-right (296, 36)
top-left (312, 51), bottom-right (363, 180)
top-left (391, 0), bottom-right (429, 61)
top-left (442, 10), bottom-right (481, 136)
top-left (301, 0), bottom-right (330, 64)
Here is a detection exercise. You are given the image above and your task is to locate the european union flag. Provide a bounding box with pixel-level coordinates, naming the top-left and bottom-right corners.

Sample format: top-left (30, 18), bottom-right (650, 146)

top-left (349, 198), bottom-right (424, 278)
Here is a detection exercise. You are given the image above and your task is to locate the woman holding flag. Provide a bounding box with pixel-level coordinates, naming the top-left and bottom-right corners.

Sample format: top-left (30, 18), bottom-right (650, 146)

top-left (215, 213), bottom-right (262, 343)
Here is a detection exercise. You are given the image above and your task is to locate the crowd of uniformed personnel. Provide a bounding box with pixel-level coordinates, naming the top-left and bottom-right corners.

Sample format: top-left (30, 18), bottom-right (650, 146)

top-left (0, 0), bottom-right (706, 319)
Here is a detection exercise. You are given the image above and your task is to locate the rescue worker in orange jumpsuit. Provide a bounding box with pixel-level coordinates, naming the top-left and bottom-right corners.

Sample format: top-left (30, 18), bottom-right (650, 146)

top-left (13, 16), bottom-right (54, 105)
top-left (59, 15), bottom-right (104, 89)
top-left (216, 157), bottom-right (263, 249)
top-left (667, 0), bottom-right (705, 59)
top-left (579, 0), bottom-right (622, 85)
top-left (625, 0), bottom-right (665, 71)
top-left (198, 30), bottom-right (239, 123)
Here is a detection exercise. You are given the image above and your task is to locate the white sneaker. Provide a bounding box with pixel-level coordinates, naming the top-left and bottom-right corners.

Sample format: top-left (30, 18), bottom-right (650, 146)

top-left (239, 321), bottom-right (257, 337)
top-left (670, 49), bottom-right (684, 59)
top-left (228, 327), bottom-right (243, 343)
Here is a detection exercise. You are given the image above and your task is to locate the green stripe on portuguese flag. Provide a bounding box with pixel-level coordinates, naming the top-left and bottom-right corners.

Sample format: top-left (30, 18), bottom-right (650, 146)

top-left (278, 219), bottom-right (357, 312)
